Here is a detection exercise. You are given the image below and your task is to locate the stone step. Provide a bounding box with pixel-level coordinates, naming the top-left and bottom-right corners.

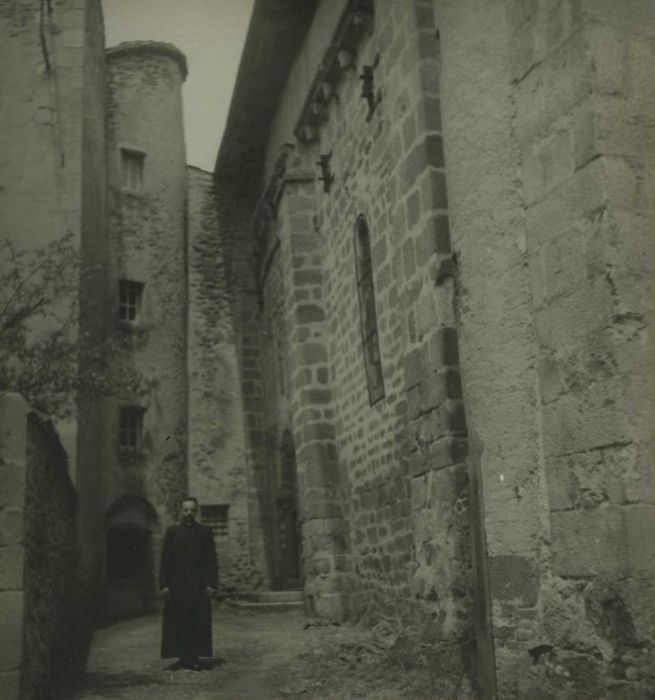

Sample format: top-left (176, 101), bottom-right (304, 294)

top-left (225, 599), bottom-right (305, 613)
top-left (241, 590), bottom-right (304, 603)
top-left (225, 589), bottom-right (305, 613)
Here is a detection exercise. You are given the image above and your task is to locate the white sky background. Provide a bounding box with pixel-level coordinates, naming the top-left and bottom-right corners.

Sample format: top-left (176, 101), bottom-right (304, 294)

top-left (103, 0), bottom-right (254, 171)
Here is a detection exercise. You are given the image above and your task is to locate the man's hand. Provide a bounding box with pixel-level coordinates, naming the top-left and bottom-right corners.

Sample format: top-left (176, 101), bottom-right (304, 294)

top-left (161, 587), bottom-right (170, 598)
top-left (205, 586), bottom-right (215, 598)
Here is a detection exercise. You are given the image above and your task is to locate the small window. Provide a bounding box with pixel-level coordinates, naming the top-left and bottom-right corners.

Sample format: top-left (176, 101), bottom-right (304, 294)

top-left (121, 149), bottom-right (144, 191)
top-left (354, 216), bottom-right (385, 405)
top-left (200, 504), bottom-right (229, 537)
top-left (118, 280), bottom-right (143, 322)
top-left (119, 406), bottom-right (143, 451)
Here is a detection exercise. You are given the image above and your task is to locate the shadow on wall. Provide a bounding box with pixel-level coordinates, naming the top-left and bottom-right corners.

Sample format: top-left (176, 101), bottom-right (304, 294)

top-left (22, 411), bottom-right (94, 700)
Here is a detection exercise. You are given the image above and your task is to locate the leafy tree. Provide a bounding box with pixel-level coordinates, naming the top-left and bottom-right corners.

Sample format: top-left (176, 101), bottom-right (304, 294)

top-left (0, 234), bottom-right (152, 418)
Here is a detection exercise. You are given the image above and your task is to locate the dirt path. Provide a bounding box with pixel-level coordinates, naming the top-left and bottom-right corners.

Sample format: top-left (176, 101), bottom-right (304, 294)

top-left (67, 605), bottom-right (309, 700)
top-left (63, 604), bottom-right (474, 700)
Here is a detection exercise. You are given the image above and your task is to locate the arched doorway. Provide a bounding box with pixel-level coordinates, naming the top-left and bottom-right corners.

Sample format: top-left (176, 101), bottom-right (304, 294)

top-left (104, 494), bottom-right (159, 618)
top-left (273, 429), bottom-right (302, 589)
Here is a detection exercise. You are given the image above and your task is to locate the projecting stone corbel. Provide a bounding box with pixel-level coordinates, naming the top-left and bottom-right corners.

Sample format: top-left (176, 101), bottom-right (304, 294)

top-left (311, 101), bottom-right (328, 121)
top-left (317, 151), bottom-right (334, 193)
top-left (337, 49), bottom-right (354, 70)
top-left (434, 253), bottom-right (458, 286)
top-left (293, 0), bottom-right (375, 144)
top-left (320, 81), bottom-right (334, 100)
top-left (299, 124), bottom-right (317, 143)
top-left (353, 10), bottom-right (374, 35)
top-left (359, 53), bottom-right (381, 121)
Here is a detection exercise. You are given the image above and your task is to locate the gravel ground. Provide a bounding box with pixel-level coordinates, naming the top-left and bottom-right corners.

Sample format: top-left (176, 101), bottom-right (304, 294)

top-left (65, 605), bottom-right (309, 700)
top-left (61, 604), bottom-right (474, 700)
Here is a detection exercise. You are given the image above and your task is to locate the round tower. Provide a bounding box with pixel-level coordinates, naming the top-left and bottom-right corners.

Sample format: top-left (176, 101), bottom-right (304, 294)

top-left (101, 41), bottom-right (188, 617)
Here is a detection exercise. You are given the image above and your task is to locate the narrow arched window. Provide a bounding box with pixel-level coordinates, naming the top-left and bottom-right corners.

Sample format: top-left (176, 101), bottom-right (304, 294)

top-left (354, 215), bottom-right (385, 405)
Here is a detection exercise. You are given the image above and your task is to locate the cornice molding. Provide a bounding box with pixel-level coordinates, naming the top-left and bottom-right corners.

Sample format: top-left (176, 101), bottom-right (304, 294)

top-left (293, 0), bottom-right (375, 144)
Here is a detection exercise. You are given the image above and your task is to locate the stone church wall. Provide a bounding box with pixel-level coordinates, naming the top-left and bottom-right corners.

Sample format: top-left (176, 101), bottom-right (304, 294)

top-left (439, 0), bottom-right (655, 697)
top-left (227, 0), bottom-right (473, 638)
top-left (218, 0), bottom-right (655, 696)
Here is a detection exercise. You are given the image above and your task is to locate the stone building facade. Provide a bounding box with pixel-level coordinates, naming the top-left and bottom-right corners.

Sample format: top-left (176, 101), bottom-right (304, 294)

top-left (87, 40), bottom-right (268, 616)
top-left (2, 0), bottom-right (654, 697)
top-left (215, 0), bottom-right (655, 698)
top-left (94, 41), bottom-right (190, 617)
top-left (187, 165), bottom-right (267, 590)
top-left (0, 0), bottom-right (266, 624)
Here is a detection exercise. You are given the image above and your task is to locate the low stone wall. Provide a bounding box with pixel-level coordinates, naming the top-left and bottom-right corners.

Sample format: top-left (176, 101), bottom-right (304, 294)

top-left (0, 394), bottom-right (27, 700)
top-left (0, 394), bottom-right (91, 700)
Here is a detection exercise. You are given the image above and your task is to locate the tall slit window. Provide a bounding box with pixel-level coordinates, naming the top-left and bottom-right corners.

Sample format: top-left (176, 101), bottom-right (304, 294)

top-left (120, 149), bottom-right (144, 192)
top-left (118, 280), bottom-right (143, 322)
top-left (354, 215), bottom-right (385, 405)
top-left (119, 407), bottom-right (143, 452)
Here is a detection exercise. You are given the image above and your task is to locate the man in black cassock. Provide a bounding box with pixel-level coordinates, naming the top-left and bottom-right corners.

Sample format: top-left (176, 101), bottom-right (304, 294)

top-left (159, 496), bottom-right (218, 670)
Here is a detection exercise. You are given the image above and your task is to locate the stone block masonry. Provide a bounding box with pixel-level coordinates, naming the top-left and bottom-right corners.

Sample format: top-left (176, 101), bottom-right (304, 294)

top-left (23, 410), bottom-right (89, 698)
top-left (213, 177), bottom-right (277, 592)
top-left (440, 0), bottom-right (655, 697)
top-left (310, 0), bottom-right (473, 639)
top-left (0, 394), bottom-right (88, 699)
top-left (97, 41), bottom-right (190, 618)
top-left (216, 0), bottom-right (655, 697)
top-left (277, 167), bottom-right (348, 618)
top-left (219, 0), bottom-right (474, 655)
top-left (0, 394), bottom-right (28, 700)
top-left (187, 166), bottom-right (265, 590)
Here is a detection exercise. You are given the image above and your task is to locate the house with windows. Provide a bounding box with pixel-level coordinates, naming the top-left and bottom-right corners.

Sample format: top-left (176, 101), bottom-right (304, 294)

top-left (83, 41), bottom-right (268, 618)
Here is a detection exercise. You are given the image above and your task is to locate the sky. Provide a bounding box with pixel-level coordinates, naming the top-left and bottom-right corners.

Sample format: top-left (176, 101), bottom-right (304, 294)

top-left (103, 0), bottom-right (254, 171)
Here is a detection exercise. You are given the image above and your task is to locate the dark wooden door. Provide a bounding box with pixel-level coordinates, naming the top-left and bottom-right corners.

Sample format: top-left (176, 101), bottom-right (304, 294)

top-left (275, 496), bottom-right (301, 589)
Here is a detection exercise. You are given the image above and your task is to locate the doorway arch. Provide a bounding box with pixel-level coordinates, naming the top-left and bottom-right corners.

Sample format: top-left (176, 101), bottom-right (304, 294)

top-left (104, 494), bottom-right (159, 618)
top-left (273, 429), bottom-right (302, 589)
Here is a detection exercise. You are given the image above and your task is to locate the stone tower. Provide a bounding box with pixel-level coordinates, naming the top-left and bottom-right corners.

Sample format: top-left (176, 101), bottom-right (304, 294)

top-left (99, 41), bottom-right (189, 617)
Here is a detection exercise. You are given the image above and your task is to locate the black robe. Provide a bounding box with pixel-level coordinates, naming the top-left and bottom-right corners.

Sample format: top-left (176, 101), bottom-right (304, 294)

top-left (159, 521), bottom-right (218, 659)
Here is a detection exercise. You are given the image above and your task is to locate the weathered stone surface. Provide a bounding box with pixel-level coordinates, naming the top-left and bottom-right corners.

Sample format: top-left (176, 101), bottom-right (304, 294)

top-left (186, 166), bottom-right (262, 590)
top-left (0, 508), bottom-right (23, 546)
top-left (0, 671), bottom-right (20, 700)
top-left (0, 592), bottom-right (23, 672)
top-left (0, 460), bottom-right (25, 510)
top-left (0, 547), bottom-right (23, 591)
top-left (488, 555), bottom-right (539, 606)
top-left (21, 412), bottom-right (89, 700)
top-left (0, 395), bottom-right (28, 468)
top-left (551, 507), bottom-right (627, 577)
top-left (210, 1), bottom-right (655, 698)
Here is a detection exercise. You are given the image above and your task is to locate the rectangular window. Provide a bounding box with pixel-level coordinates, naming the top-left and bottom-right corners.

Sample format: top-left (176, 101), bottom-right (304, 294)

top-left (121, 149), bottom-right (144, 191)
top-left (200, 504), bottom-right (229, 537)
top-left (119, 407), bottom-right (143, 451)
top-left (118, 280), bottom-right (143, 322)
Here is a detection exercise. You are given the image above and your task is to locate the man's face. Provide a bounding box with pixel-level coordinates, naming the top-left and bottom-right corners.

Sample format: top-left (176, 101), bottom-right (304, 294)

top-left (181, 499), bottom-right (198, 525)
